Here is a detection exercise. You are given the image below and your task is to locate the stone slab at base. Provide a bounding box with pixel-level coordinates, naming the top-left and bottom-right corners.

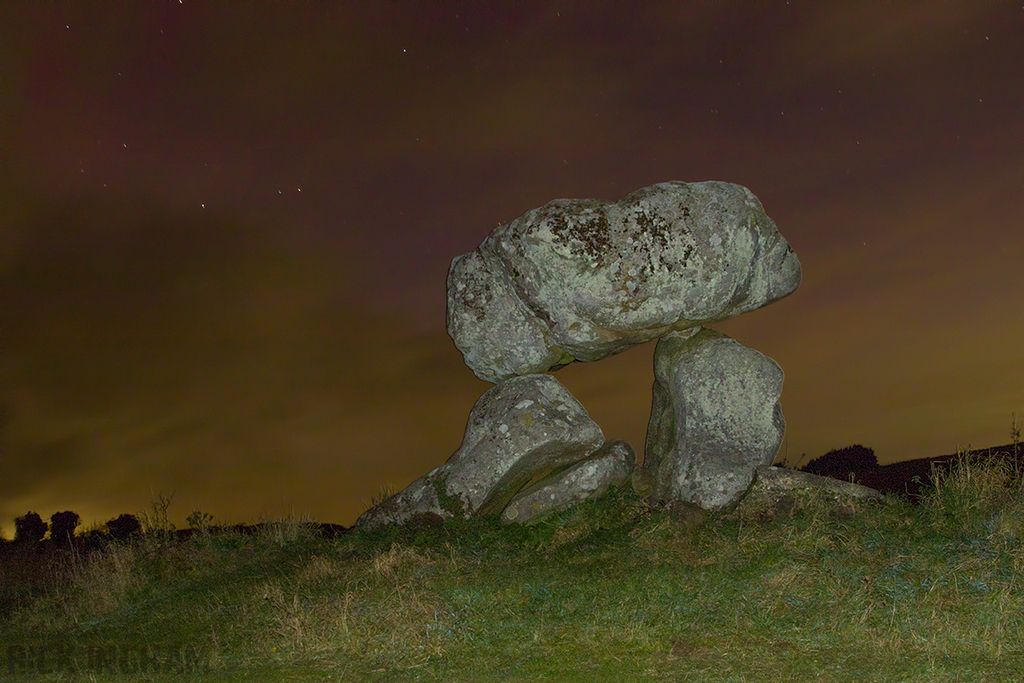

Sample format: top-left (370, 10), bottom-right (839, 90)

top-left (753, 466), bottom-right (884, 501)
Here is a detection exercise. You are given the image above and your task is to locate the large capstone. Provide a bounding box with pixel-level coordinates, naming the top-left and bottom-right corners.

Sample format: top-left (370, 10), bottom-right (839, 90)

top-left (644, 327), bottom-right (786, 511)
top-left (356, 374), bottom-right (604, 529)
top-left (447, 181), bottom-right (801, 383)
top-left (501, 440), bottom-right (636, 525)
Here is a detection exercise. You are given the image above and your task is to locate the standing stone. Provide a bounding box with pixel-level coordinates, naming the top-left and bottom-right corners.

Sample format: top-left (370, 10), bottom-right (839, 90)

top-left (501, 440), bottom-right (636, 525)
top-left (357, 374), bottom-right (604, 529)
top-left (644, 327), bottom-right (785, 511)
top-left (447, 181), bottom-right (801, 383)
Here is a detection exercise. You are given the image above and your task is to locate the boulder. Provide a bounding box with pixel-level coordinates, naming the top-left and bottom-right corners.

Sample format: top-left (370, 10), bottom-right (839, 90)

top-left (357, 374), bottom-right (604, 529)
top-left (644, 327), bottom-right (785, 511)
top-left (753, 466), bottom-right (884, 502)
top-left (447, 181), bottom-right (801, 383)
top-left (501, 440), bottom-right (636, 525)
top-left (743, 467), bottom-right (884, 524)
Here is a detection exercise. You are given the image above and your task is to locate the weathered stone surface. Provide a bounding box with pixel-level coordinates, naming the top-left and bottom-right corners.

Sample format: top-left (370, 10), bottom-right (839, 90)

top-left (357, 374), bottom-right (604, 529)
top-left (752, 466), bottom-right (884, 501)
top-left (644, 327), bottom-right (785, 511)
top-left (447, 181), bottom-right (801, 383)
top-left (501, 440), bottom-right (636, 525)
top-left (741, 467), bottom-right (883, 524)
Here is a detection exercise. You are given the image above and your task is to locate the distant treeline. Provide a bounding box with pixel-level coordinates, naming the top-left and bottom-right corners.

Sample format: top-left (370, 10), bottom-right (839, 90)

top-left (0, 509), bottom-right (349, 552)
top-left (2, 510), bottom-right (145, 549)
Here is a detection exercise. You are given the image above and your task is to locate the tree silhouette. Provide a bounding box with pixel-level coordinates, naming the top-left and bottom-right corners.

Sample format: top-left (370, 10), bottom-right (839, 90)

top-left (801, 444), bottom-right (878, 480)
top-left (49, 511), bottom-right (80, 546)
top-left (14, 512), bottom-right (48, 545)
top-left (105, 514), bottom-right (141, 541)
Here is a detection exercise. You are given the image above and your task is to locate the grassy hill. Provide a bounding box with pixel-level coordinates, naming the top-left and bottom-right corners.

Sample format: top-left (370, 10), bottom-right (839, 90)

top-left (3, 452), bottom-right (1024, 682)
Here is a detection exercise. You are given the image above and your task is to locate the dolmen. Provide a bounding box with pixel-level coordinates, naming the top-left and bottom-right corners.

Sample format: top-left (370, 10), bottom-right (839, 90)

top-left (358, 181), bottom-right (801, 529)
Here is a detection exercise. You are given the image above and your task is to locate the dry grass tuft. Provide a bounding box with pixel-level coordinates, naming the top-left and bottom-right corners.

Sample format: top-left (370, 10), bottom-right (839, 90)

top-left (255, 514), bottom-right (320, 548)
top-left (371, 543), bottom-right (437, 581)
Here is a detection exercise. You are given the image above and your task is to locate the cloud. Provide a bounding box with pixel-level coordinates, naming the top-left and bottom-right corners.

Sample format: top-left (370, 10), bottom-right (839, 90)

top-left (0, 436), bottom-right (87, 500)
top-left (0, 189), bottom-right (487, 533)
top-left (788, 3), bottom-right (995, 73)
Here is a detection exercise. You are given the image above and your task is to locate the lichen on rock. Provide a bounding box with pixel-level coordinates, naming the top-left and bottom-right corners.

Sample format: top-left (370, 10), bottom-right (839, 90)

top-left (446, 181), bottom-right (801, 384)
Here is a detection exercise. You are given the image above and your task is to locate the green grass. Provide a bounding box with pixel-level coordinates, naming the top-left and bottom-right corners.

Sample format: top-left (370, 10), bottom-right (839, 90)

top-left (4, 454), bottom-right (1024, 682)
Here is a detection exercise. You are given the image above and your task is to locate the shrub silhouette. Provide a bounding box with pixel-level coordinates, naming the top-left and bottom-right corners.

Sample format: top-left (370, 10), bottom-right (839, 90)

top-left (79, 526), bottom-right (111, 551)
top-left (14, 512), bottom-right (48, 545)
top-left (106, 514), bottom-right (142, 541)
top-left (801, 444), bottom-right (878, 479)
top-left (49, 511), bottom-right (80, 546)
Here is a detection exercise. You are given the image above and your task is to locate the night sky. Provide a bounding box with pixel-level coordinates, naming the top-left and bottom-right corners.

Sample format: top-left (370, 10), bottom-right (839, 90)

top-left (2, 2), bottom-right (1023, 537)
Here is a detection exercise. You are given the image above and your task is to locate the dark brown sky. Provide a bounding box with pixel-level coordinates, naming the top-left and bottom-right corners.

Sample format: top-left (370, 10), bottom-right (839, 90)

top-left (2, 2), bottom-right (1022, 536)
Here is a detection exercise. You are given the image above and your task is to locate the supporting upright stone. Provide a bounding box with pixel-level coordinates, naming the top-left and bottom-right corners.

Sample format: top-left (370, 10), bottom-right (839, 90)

top-left (644, 327), bottom-right (786, 511)
top-left (357, 374), bottom-right (604, 529)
